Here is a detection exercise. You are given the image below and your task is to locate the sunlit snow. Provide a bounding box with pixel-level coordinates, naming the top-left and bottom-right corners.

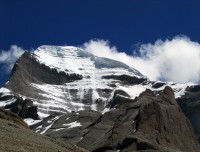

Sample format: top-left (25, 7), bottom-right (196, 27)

top-left (63, 121), bottom-right (81, 129)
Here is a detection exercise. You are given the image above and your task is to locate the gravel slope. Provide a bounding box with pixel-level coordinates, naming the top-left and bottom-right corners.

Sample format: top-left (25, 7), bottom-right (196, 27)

top-left (0, 109), bottom-right (88, 152)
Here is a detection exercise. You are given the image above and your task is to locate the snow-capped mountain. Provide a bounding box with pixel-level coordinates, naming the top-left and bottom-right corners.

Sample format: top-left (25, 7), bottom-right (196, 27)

top-left (0, 45), bottom-right (194, 117)
top-left (1, 45), bottom-right (148, 115)
top-left (0, 45), bottom-right (199, 151)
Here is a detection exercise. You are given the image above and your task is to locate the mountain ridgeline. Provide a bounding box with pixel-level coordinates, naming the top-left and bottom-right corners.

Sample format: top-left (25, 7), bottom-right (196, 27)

top-left (0, 45), bottom-right (199, 152)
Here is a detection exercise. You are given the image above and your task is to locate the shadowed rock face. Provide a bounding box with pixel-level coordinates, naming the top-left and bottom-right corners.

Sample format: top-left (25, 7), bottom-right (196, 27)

top-left (6, 52), bottom-right (82, 93)
top-left (102, 75), bottom-right (147, 85)
top-left (31, 87), bottom-right (200, 152)
top-left (152, 81), bottom-right (166, 89)
top-left (0, 94), bottom-right (39, 120)
top-left (132, 87), bottom-right (198, 152)
top-left (177, 85), bottom-right (200, 143)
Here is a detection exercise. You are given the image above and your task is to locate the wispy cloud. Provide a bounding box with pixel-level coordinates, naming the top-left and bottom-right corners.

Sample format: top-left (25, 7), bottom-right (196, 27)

top-left (0, 45), bottom-right (25, 74)
top-left (83, 36), bottom-right (200, 83)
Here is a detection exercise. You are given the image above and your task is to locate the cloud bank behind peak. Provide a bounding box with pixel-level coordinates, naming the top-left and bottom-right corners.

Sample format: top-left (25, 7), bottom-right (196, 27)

top-left (83, 36), bottom-right (200, 83)
top-left (1, 36), bottom-right (200, 84)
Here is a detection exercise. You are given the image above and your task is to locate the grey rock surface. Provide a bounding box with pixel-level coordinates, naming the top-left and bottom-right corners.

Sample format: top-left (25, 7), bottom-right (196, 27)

top-left (30, 87), bottom-right (200, 152)
top-left (177, 85), bottom-right (200, 142)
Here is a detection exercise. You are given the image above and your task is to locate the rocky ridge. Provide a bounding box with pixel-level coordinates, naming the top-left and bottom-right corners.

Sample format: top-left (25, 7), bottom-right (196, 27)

top-left (29, 87), bottom-right (199, 152)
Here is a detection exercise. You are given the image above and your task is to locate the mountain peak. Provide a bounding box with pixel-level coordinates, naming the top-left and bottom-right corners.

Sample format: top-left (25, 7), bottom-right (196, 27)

top-left (33, 45), bottom-right (144, 77)
top-left (3, 45), bottom-right (147, 116)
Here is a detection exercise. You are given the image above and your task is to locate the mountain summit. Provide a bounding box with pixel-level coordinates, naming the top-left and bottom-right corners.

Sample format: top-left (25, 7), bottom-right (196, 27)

top-left (4, 45), bottom-right (147, 114)
top-left (0, 45), bottom-right (199, 151)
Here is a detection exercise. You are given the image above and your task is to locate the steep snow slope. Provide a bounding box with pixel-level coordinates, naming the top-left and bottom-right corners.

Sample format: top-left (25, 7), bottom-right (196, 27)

top-left (0, 45), bottom-right (196, 119)
top-left (31, 46), bottom-right (148, 114)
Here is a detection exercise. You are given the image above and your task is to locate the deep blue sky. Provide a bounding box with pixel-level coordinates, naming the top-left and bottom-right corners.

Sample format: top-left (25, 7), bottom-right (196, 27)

top-left (1, 0), bottom-right (200, 86)
top-left (1, 0), bottom-right (200, 51)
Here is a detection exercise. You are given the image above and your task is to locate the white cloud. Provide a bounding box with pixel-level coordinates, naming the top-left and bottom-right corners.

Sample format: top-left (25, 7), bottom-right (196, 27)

top-left (0, 45), bottom-right (25, 74)
top-left (2, 38), bottom-right (200, 84)
top-left (83, 36), bottom-right (200, 83)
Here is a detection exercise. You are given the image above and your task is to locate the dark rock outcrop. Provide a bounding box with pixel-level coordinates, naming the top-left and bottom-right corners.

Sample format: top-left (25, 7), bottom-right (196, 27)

top-left (152, 81), bottom-right (166, 89)
top-left (45, 110), bottom-right (102, 144)
top-left (6, 52), bottom-right (82, 94)
top-left (132, 86), bottom-right (199, 152)
top-left (0, 94), bottom-right (39, 120)
top-left (102, 74), bottom-right (147, 85)
top-left (108, 89), bottom-right (131, 109)
top-left (177, 85), bottom-right (200, 142)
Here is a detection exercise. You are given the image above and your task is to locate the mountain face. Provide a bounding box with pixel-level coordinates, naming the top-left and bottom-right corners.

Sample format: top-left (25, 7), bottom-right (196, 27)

top-left (177, 86), bottom-right (200, 143)
top-left (5, 45), bottom-right (147, 114)
top-left (0, 45), bottom-right (199, 151)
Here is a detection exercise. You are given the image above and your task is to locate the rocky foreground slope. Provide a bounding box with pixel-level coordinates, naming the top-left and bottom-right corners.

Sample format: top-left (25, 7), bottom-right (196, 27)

top-left (0, 108), bottom-right (87, 152)
top-left (0, 45), bottom-right (200, 151)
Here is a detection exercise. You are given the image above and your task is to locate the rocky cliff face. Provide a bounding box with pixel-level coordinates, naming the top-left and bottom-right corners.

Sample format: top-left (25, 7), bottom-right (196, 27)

top-left (0, 45), bottom-right (199, 151)
top-left (177, 85), bottom-right (200, 143)
top-left (29, 87), bottom-right (199, 152)
top-left (4, 45), bottom-right (147, 114)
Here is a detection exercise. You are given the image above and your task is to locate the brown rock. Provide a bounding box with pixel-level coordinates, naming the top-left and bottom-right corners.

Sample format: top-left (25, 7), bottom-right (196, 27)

top-left (54, 87), bottom-right (200, 152)
top-left (0, 108), bottom-right (88, 152)
top-left (133, 87), bottom-right (200, 152)
top-left (0, 108), bottom-right (28, 128)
